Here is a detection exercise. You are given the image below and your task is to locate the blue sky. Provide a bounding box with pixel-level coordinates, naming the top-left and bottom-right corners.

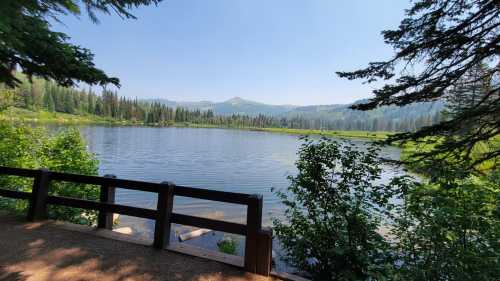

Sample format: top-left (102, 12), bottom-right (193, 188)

top-left (53, 0), bottom-right (409, 105)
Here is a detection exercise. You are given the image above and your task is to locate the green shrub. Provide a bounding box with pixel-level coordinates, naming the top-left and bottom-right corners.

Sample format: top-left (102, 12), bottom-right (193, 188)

top-left (0, 122), bottom-right (99, 225)
top-left (273, 137), bottom-right (402, 280)
top-left (217, 236), bottom-right (238, 255)
top-left (391, 170), bottom-right (500, 281)
top-left (275, 137), bottom-right (499, 280)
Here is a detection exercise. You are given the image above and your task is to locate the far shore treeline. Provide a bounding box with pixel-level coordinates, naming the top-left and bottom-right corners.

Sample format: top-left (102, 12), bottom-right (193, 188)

top-left (0, 73), bottom-right (441, 132)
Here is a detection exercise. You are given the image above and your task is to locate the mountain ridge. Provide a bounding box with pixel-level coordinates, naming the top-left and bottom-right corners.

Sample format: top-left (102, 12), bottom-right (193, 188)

top-left (143, 96), bottom-right (360, 115)
top-left (144, 96), bottom-right (299, 116)
top-left (143, 96), bottom-right (443, 117)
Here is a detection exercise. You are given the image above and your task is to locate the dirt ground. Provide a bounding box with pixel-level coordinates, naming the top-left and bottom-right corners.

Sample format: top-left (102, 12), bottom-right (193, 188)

top-left (0, 214), bottom-right (279, 281)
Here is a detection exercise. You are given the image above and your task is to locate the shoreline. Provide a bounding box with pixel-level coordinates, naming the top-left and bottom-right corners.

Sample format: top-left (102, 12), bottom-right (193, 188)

top-left (1, 107), bottom-right (392, 141)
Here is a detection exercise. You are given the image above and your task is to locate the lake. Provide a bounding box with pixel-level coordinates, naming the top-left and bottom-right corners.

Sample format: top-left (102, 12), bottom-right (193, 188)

top-left (48, 125), bottom-right (404, 271)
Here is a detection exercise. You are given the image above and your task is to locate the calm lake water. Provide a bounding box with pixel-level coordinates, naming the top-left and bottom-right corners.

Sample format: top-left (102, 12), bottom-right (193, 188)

top-left (47, 125), bottom-right (404, 271)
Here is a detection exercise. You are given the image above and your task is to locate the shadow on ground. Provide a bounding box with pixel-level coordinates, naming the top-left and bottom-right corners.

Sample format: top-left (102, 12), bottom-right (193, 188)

top-left (0, 215), bottom-right (277, 281)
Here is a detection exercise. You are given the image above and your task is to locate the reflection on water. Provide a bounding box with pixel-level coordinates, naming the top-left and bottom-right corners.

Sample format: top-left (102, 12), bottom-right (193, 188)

top-left (45, 125), bottom-right (404, 224)
top-left (45, 125), bottom-right (404, 272)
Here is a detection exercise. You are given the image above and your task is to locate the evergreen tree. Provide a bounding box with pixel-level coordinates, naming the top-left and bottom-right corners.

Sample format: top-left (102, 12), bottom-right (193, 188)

top-left (0, 0), bottom-right (163, 88)
top-left (4, 73), bottom-right (446, 133)
top-left (43, 91), bottom-right (55, 112)
top-left (337, 0), bottom-right (499, 169)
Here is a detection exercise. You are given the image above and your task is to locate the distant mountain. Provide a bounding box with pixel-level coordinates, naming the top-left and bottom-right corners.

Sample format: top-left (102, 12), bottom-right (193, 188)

top-left (214, 97), bottom-right (297, 115)
top-left (145, 98), bottom-right (214, 111)
top-left (145, 97), bottom-right (298, 116)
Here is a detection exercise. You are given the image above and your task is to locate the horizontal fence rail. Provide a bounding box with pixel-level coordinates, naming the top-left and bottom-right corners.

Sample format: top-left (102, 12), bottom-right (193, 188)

top-left (0, 166), bottom-right (273, 276)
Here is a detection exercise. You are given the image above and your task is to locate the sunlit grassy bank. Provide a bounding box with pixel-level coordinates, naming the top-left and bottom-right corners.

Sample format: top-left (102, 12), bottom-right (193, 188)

top-left (250, 127), bottom-right (391, 140)
top-left (1, 107), bottom-right (392, 140)
top-left (0, 107), bottom-right (136, 125)
top-left (400, 137), bottom-right (499, 173)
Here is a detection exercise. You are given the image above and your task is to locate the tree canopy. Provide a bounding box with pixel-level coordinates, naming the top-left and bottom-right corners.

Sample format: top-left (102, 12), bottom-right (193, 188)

top-left (274, 138), bottom-right (499, 280)
top-left (0, 0), bottom-right (161, 88)
top-left (337, 0), bottom-right (499, 170)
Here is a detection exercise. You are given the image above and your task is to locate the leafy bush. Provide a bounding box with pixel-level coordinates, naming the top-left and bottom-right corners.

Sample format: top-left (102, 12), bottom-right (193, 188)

top-left (217, 236), bottom-right (238, 255)
top-left (0, 88), bottom-right (14, 111)
top-left (0, 122), bottom-right (99, 225)
top-left (273, 137), bottom-right (401, 280)
top-left (391, 170), bottom-right (500, 281)
top-left (275, 137), bottom-right (499, 280)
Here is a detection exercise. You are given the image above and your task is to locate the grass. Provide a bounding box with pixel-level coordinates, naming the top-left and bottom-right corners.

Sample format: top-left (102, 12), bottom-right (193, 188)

top-left (0, 107), bottom-right (133, 125)
top-left (250, 127), bottom-right (391, 140)
top-left (400, 137), bottom-right (499, 173)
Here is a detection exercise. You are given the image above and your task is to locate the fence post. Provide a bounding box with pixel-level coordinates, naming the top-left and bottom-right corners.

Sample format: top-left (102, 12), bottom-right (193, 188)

top-left (97, 174), bottom-right (116, 229)
top-left (256, 227), bottom-right (273, 276)
top-left (27, 168), bottom-right (51, 222)
top-left (245, 194), bottom-right (263, 273)
top-left (153, 181), bottom-right (175, 249)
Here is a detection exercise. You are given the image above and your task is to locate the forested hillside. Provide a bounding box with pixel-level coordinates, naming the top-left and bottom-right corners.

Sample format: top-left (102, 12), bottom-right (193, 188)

top-left (0, 74), bottom-right (442, 132)
top-left (283, 101), bottom-right (443, 131)
top-left (148, 97), bottom-right (443, 132)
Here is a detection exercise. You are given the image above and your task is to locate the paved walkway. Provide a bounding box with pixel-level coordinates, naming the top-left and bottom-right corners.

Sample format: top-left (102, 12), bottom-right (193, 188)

top-left (0, 214), bottom-right (279, 281)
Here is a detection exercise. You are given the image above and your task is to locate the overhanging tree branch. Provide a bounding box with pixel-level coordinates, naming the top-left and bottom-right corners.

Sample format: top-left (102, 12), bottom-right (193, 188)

top-left (0, 0), bottom-right (162, 88)
top-left (337, 0), bottom-right (499, 170)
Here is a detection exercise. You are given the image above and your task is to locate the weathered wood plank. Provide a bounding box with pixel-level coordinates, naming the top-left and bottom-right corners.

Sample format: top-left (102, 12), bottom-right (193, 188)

top-left (178, 228), bottom-right (212, 242)
top-left (174, 185), bottom-right (251, 205)
top-left (171, 213), bottom-right (247, 235)
top-left (46, 196), bottom-right (157, 219)
top-left (50, 172), bottom-right (161, 193)
top-left (153, 182), bottom-right (175, 249)
top-left (0, 166), bottom-right (39, 177)
top-left (244, 194), bottom-right (263, 273)
top-left (0, 188), bottom-right (31, 200)
top-left (97, 174), bottom-right (116, 229)
top-left (27, 169), bottom-right (51, 222)
top-left (256, 227), bottom-right (273, 276)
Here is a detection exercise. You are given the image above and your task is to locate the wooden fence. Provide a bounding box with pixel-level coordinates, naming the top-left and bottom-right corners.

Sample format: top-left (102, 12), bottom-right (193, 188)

top-left (0, 166), bottom-right (273, 276)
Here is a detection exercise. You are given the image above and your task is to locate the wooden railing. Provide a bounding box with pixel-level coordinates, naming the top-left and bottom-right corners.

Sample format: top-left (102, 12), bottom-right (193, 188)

top-left (0, 166), bottom-right (273, 276)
